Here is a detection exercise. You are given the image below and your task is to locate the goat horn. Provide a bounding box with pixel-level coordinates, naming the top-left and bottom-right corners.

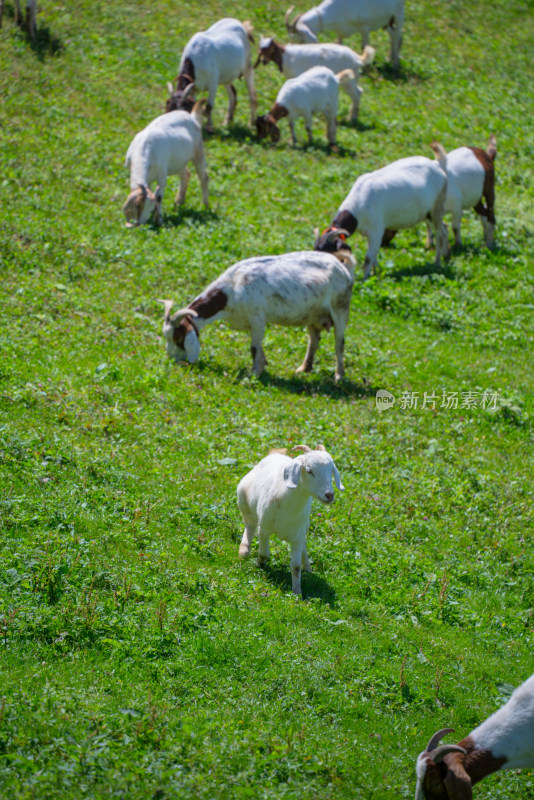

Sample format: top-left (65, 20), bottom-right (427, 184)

top-left (137, 184), bottom-right (147, 199)
top-left (157, 298), bottom-right (174, 323)
top-left (425, 728), bottom-right (455, 753)
top-left (430, 744), bottom-right (467, 764)
top-left (315, 444), bottom-right (326, 451)
top-left (292, 445), bottom-right (311, 453)
top-left (326, 227), bottom-right (350, 243)
top-left (285, 6), bottom-right (302, 32)
top-left (167, 81), bottom-right (174, 96)
top-left (170, 306), bottom-right (199, 324)
top-left (181, 81), bottom-right (196, 102)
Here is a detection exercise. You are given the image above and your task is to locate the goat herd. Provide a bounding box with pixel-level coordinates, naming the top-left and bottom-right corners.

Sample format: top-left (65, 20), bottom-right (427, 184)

top-left (121, 4), bottom-right (533, 796)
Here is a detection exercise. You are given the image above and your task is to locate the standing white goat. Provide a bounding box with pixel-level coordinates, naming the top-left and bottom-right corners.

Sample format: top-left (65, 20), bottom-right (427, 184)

top-left (314, 144), bottom-right (449, 278)
top-left (123, 101), bottom-right (209, 227)
top-left (415, 673), bottom-right (534, 799)
top-left (255, 36), bottom-right (375, 82)
top-left (285, 0), bottom-right (404, 69)
top-left (159, 248), bottom-right (355, 380)
top-left (238, 445), bottom-right (344, 596)
top-left (255, 65), bottom-right (362, 146)
top-left (430, 135), bottom-right (497, 248)
top-left (166, 18), bottom-right (257, 131)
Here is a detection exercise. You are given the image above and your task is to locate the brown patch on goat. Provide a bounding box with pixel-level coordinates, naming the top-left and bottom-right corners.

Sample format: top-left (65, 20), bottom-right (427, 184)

top-left (469, 147), bottom-right (496, 225)
top-left (172, 316), bottom-right (197, 349)
top-left (332, 209), bottom-right (358, 235)
top-left (190, 288), bottom-right (228, 319)
top-left (421, 735), bottom-right (508, 799)
top-left (453, 736), bottom-right (508, 786)
top-left (260, 39), bottom-right (285, 72)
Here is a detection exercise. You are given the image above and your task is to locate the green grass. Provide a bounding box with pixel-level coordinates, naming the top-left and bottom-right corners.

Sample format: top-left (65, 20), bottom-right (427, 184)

top-left (0, 1), bottom-right (533, 797)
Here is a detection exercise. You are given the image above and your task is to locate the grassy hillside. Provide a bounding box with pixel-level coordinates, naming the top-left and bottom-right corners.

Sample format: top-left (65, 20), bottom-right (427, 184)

top-left (0, 1), bottom-right (533, 797)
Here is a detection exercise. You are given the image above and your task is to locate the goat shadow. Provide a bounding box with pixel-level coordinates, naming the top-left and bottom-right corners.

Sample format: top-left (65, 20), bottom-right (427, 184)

top-left (160, 206), bottom-right (219, 229)
top-left (388, 259), bottom-right (456, 281)
top-left (256, 370), bottom-right (377, 400)
top-left (371, 59), bottom-right (429, 84)
top-left (263, 561), bottom-right (338, 605)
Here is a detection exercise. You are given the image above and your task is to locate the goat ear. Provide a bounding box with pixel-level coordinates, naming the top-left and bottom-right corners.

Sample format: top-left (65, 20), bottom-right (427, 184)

top-left (284, 461), bottom-right (302, 489)
top-left (183, 329), bottom-right (201, 364)
top-left (334, 466), bottom-right (344, 491)
top-left (444, 760), bottom-right (473, 800)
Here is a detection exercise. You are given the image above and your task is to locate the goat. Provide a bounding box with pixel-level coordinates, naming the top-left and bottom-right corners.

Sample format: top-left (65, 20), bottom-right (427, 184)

top-left (0, 0), bottom-right (36, 39)
top-left (158, 248), bottom-right (356, 381)
top-left (166, 18), bottom-right (257, 131)
top-left (415, 673), bottom-right (534, 799)
top-left (285, 0), bottom-right (404, 69)
top-left (429, 134), bottom-right (497, 248)
top-left (255, 35), bottom-right (375, 88)
top-left (256, 65), bottom-right (361, 146)
top-left (238, 444), bottom-right (344, 596)
top-left (314, 143), bottom-right (450, 279)
top-left (123, 100), bottom-right (209, 228)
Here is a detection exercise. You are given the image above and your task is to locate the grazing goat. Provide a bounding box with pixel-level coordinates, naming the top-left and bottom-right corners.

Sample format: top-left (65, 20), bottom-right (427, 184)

top-left (166, 18), bottom-right (257, 131)
top-left (415, 673), bottom-right (534, 799)
top-left (285, 0), bottom-right (404, 69)
top-left (314, 144), bottom-right (449, 278)
top-left (123, 101), bottom-right (209, 227)
top-left (0, 0), bottom-right (36, 39)
top-left (256, 65), bottom-right (361, 146)
top-left (430, 134), bottom-right (497, 248)
top-left (238, 445), bottom-right (344, 596)
top-left (159, 248), bottom-right (355, 381)
top-left (256, 36), bottom-right (375, 86)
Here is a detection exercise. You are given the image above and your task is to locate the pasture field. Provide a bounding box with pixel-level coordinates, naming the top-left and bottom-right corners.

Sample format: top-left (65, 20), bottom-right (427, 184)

top-left (0, 1), bottom-right (533, 797)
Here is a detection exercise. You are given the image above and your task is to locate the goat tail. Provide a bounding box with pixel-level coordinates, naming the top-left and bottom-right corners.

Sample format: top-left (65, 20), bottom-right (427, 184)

top-left (487, 133), bottom-right (497, 161)
top-left (242, 19), bottom-right (254, 43)
top-left (336, 68), bottom-right (357, 86)
top-left (430, 141), bottom-right (447, 172)
top-left (360, 45), bottom-right (376, 66)
top-left (191, 98), bottom-right (207, 126)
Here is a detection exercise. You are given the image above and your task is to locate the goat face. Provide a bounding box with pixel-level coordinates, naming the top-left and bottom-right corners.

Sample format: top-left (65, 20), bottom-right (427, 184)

top-left (255, 114), bottom-right (280, 142)
top-left (123, 184), bottom-right (157, 227)
top-left (314, 228), bottom-right (352, 254)
top-left (162, 312), bottom-right (201, 364)
top-left (165, 78), bottom-right (196, 113)
top-left (285, 449), bottom-right (344, 504)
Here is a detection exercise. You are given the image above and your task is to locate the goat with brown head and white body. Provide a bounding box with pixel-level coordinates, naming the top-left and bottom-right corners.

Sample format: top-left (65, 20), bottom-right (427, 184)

top-left (285, 0), bottom-right (404, 69)
top-left (415, 673), bottom-right (534, 799)
top-left (256, 64), bottom-right (361, 146)
top-left (123, 100), bottom-right (209, 227)
top-left (166, 18), bottom-right (257, 131)
top-left (238, 444), bottom-right (344, 596)
top-left (314, 143), bottom-right (450, 278)
top-left (256, 37), bottom-right (374, 121)
top-left (159, 248), bottom-right (355, 381)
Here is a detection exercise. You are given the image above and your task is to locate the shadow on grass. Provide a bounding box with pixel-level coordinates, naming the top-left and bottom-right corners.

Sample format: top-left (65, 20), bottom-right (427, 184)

top-left (338, 118), bottom-right (376, 134)
top-left (373, 60), bottom-right (429, 83)
top-left (388, 259), bottom-right (456, 280)
top-left (258, 371), bottom-right (377, 400)
top-left (26, 24), bottom-right (64, 60)
top-left (263, 562), bottom-right (338, 605)
top-left (252, 135), bottom-right (357, 159)
top-left (159, 207), bottom-right (219, 229)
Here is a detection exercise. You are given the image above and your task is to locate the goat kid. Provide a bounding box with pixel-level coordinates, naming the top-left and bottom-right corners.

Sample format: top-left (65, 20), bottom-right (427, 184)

top-left (256, 65), bottom-right (361, 146)
top-left (285, 0), bottom-right (404, 69)
top-left (238, 445), bottom-right (344, 596)
top-left (415, 673), bottom-right (534, 799)
top-left (314, 143), bottom-right (450, 278)
top-left (159, 248), bottom-right (355, 381)
top-left (123, 100), bottom-right (209, 227)
top-left (166, 18), bottom-right (257, 131)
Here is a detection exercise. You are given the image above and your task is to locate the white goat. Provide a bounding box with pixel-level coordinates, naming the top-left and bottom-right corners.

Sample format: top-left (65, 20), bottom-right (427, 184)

top-left (159, 248), bottom-right (355, 380)
top-left (0, 0), bottom-right (36, 39)
top-left (429, 134), bottom-right (497, 248)
top-left (415, 673), bottom-right (534, 799)
top-left (256, 36), bottom-right (375, 86)
top-left (238, 445), bottom-right (344, 596)
top-left (123, 101), bottom-right (209, 228)
top-left (314, 144), bottom-right (450, 278)
top-left (285, 0), bottom-right (404, 69)
top-left (256, 65), bottom-right (361, 146)
top-left (166, 18), bottom-right (257, 131)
